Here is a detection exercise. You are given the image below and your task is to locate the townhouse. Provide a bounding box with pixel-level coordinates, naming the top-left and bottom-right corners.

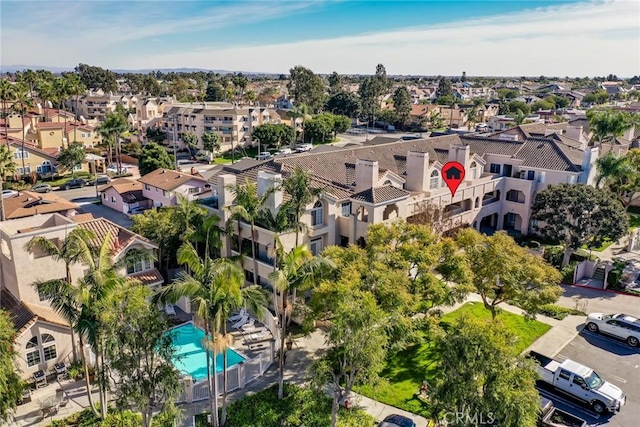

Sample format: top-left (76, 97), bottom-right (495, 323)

top-left (138, 168), bottom-right (210, 207)
top-left (2, 191), bottom-right (79, 220)
top-left (204, 130), bottom-right (598, 290)
top-left (0, 213), bottom-right (163, 380)
top-left (160, 102), bottom-right (281, 152)
top-left (99, 178), bottom-right (151, 214)
top-left (68, 91), bottom-right (138, 122)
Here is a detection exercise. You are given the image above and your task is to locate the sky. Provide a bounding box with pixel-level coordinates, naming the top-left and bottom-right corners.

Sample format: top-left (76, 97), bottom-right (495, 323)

top-left (1, 0), bottom-right (639, 76)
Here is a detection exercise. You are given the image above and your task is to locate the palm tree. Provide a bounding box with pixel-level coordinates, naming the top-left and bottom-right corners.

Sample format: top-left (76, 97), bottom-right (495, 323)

top-left (53, 77), bottom-right (71, 145)
top-left (258, 206), bottom-right (294, 311)
top-left (17, 69), bottom-right (38, 99)
top-left (0, 79), bottom-right (15, 146)
top-left (282, 167), bottom-right (321, 248)
top-left (269, 245), bottom-right (335, 399)
top-left (28, 229), bottom-right (105, 417)
top-left (226, 179), bottom-right (274, 286)
top-left (596, 152), bottom-right (623, 187)
top-left (11, 86), bottom-right (33, 177)
top-left (286, 104), bottom-right (309, 142)
top-left (155, 239), bottom-right (265, 427)
top-left (35, 78), bottom-right (54, 122)
top-left (64, 74), bottom-right (86, 142)
top-left (97, 111), bottom-right (127, 168)
top-left (0, 145), bottom-right (17, 221)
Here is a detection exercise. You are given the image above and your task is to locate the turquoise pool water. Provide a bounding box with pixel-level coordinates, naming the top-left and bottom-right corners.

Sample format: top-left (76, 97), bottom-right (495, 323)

top-left (168, 323), bottom-right (245, 381)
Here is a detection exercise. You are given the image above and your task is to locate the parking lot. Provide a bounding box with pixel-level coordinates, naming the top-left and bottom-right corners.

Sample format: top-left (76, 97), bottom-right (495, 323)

top-left (549, 329), bottom-right (640, 426)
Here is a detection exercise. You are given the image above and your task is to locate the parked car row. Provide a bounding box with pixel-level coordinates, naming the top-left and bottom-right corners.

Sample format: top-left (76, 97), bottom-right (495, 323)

top-left (255, 144), bottom-right (315, 161)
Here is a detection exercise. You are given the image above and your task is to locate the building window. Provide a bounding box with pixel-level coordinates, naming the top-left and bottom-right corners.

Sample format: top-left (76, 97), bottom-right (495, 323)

top-left (339, 236), bottom-right (349, 247)
top-left (188, 187), bottom-right (200, 194)
top-left (144, 184), bottom-right (151, 191)
top-left (14, 148), bottom-right (29, 159)
top-left (430, 170), bottom-right (439, 189)
top-left (163, 190), bottom-right (169, 197)
top-left (341, 202), bottom-right (352, 217)
top-left (111, 196), bottom-right (116, 203)
top-left (26, 337), bottom-right (41, 367)
top-left (489, 163), bottom-right (501, 174)
top-left (470, 161), bottom-right (478, 179)
top-left (73, 164), bottom-right (82, 171)
top-left (17, 166), bottom-right (31, 175)
top-left (42, 334), bottom-right (57, 361)
top-left (310, 238), bottom-right (323, 256)
top-left (127, 257), bottom-right (153, 274)
top-left (311, 201), bottom-right (323, 227)
top-left (527, 170), bottom-right (535, 181)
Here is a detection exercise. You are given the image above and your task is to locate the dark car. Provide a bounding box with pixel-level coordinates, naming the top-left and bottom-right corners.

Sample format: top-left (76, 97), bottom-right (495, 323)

top-left (59, 178), bottom-right (87, 190)
top-left (87, 176), bottom-right (111, 186)
top-left (379, 414), bottom-right (417, 427)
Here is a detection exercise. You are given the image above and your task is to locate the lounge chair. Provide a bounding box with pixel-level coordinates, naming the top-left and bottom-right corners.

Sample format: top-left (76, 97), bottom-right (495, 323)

top-left (229, 308), bottom-right (246, 322)
top-left (248, 331), bottom-right (267, 342)
top-left (231, 315), bottom-right (249, 329)
top-left (165, 303), bottom-right (176, 315)
top-left (241, 319), bottom-right (258, 332)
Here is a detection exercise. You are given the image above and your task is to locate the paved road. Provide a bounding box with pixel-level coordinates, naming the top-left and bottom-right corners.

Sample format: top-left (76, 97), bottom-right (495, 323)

top-left (554, 331), bottom-right (640, 427)
top-left (558, 285), bottom-right (640, 317)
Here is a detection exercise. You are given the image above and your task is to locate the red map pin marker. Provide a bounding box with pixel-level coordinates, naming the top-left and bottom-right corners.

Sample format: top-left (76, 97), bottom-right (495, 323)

top-left (441, 161), bottom-right (466, 196)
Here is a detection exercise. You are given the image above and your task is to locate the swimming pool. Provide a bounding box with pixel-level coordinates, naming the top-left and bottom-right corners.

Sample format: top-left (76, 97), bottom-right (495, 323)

top-left (168, 323), bottom-right (245, 381)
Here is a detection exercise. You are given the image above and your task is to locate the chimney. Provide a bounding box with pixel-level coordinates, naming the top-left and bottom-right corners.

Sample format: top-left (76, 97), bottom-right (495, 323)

top-left (355, 159), bottom-right (379, 192)
top-left (580, 146), bottom-right (599, 185)
top-left (217, 174), bottom-right (236, 208)
top-left (405, 151), bottom-right (430, 192)
top-left (190, 167), bottom-right (197, 176)
top-left (623, 125), bottom-right (636, 141)
top-left (448, 144), bottom-right (471, 179)
top-left (257, 171), bottom-right (283, 213)
top-left (565, 125), bottom-right (586, 148)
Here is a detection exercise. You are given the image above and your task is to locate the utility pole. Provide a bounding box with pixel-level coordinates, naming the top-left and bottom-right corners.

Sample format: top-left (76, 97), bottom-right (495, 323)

top-left (172, 114), bottom-right (178, 170)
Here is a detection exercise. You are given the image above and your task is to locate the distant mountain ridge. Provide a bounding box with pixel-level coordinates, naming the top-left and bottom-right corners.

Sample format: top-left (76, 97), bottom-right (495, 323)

top-left (1, 64), bottom-right (265, 74)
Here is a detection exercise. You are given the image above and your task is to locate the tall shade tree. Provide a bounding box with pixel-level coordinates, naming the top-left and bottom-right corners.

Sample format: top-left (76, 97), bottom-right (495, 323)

top-left (269, 245), bottom-right (336, 400)
top-left (139, 142), bottom-right (174, 175)
top-left (392, 86), bottom-right (412, 128)
top-left (154, 243), bottom-right (266, 427)
top-left (182, 131), bottom-right (199, 154)
top-left (100, 283), bottom-right (182, 427)
top-left (201, 131), bottom-right (221, 156)
top-left (0, 145), bottom-right (17, 221)
top-left (11, 85), bottom-right (33, 177)
top-left (287, 66), bottom-right (326, 113)
top-left (455, 229), bottom-right (562, 319)
top-left (311, 291), bottom-right (388, 427)
top-left (430, 317), bottom-right (540, 427)
top-left (0, 310), bottom-right (24, 422)
top-left (226, 179), bottom-right (274, 286)
top-left (531, 184), bottom-right (629, 267)
top-left (57, 141), bottom-right (86, 176)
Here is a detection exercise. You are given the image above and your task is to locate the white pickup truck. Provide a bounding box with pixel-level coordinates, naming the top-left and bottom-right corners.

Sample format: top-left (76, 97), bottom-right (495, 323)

top-left (530, 352), bottom-right (626, 414)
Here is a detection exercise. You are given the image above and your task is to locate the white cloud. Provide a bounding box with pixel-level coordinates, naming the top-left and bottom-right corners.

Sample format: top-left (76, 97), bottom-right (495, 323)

top-left (1, 0), bottom-right (638, 76)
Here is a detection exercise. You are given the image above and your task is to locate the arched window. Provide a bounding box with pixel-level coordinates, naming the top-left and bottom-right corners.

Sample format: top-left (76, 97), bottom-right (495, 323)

top-left (26, 337), bottom-right (41, 367)
top-left (430, 170), bottom-right (439, 189)
top-left (311, 200), bottom-right (324, 227)
top-left (383, 179), bottom-right (392, 186)
top-left (41, 334), bottom-right (57, 361)
top-left (470, 161), bottom-right (478, 179)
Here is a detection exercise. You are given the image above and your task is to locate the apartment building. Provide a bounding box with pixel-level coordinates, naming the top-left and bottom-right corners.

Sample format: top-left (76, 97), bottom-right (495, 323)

top-left (204, 131), bottom-right (598, 289)
top-left (161, 102), bottom-right (281, 152)
top-left (68, 92), bottom-right (138, 121)
top-left (0, 213), bottom-right (163, 379)
top-left (134, 97), bottom-right (175, 137)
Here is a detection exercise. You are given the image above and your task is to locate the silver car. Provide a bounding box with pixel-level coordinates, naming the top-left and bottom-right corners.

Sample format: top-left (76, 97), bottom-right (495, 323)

top-left (586, 313), bottom-right (640, 347)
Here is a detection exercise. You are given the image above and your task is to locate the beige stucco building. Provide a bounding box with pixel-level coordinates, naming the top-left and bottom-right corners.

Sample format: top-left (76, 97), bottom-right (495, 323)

top-left (204, 129), bottom-right (599, 293)
top-left (0, 214), bottom-right (163, 380)
top-left (161, 102), bottom-right (281, 152)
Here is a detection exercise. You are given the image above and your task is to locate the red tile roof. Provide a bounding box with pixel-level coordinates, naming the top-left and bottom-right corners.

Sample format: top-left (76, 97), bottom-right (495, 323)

top-left (129, 268), bottom-right (164, 286)
top-left (77, 217), bottom-right (156, 256)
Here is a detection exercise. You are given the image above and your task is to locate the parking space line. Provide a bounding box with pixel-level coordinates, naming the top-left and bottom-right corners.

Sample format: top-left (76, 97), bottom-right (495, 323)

top-left (609, 374), bottom-right (627, 384)
top-left (537, 388), bottom-right (600, 420)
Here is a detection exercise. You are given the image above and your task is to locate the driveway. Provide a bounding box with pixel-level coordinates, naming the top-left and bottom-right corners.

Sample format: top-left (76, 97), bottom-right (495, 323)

top-left (550, 331), bottom-right (640, 427)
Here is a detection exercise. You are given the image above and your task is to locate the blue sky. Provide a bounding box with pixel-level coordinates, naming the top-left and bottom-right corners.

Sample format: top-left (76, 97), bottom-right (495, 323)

top-left (1, 0), bottom-right (638, 76)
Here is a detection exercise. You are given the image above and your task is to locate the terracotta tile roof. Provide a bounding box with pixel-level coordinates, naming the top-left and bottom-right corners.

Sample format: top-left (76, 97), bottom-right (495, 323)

top-left (21, 301), bottom-right (69, 327)
top-left (71, 213), bottom-right (95, 223)
top-left (77, 218), bottom-right (156, 256)
top-left (129, 268), bottom-right (164, 286)
top-left (99, 178), bottom-right (142, 194)
top-left (0, 289), bottom-right (36, 334)
top-left (3, 191), bottom-right (78, 220)
top-left (0, 135), bottom-right (60, 160)
top-left (138, 168), bottom-right (208, 192)
top-left (351, 186), bottom-right (410, 204)
top-left (36, 122), bottom-right (66, 130)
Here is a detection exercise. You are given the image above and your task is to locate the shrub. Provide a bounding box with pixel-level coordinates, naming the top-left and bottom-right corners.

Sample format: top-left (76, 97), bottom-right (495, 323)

top-left (538, 304), bottom-right (586, 320)
top-left (560, 262), bottom-right (578, 284)
top-left (195, 384), bottom-right (376, 427)
top-left (607, 270), bottom-right (621, 287)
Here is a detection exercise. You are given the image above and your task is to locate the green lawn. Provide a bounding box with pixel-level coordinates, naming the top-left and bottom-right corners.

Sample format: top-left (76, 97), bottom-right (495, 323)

top-left (580, 214), bottom-right (640, 252)
top-left (357, 302), bottom-right (551, 417)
